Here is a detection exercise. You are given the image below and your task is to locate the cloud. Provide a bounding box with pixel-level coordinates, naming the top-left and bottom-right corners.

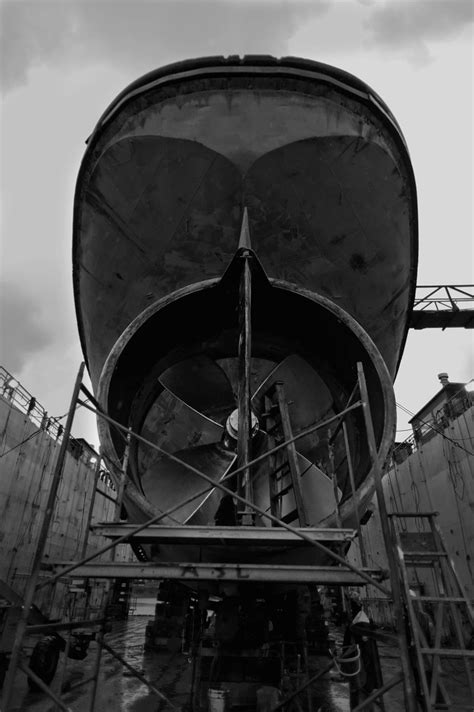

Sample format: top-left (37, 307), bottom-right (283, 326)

top-left (365, 0), bottom-right (473, 63)
top-left (1, 0), bottom-right (329, 93)
top-left (0, 281), bottom-right (56, 372)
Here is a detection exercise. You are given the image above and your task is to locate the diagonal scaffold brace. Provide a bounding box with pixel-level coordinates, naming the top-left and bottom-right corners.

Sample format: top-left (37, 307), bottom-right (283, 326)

top-left (2, 358), bottom-right (412, 712)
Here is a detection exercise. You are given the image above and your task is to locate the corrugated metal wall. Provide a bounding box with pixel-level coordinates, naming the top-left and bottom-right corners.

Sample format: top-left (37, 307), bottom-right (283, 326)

top-left (0, 393), bottom-right (132, 620)
top-left (347, 404), bottom-right (474, 628)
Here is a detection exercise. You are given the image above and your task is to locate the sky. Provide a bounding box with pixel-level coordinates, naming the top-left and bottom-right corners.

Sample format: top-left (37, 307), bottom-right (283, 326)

top-left (0, 0), bottom-right (473, 449)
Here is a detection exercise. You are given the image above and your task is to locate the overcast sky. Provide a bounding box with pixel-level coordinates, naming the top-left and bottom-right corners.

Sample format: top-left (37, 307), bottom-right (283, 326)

top-left (1, 0), bottom-right (473, 447)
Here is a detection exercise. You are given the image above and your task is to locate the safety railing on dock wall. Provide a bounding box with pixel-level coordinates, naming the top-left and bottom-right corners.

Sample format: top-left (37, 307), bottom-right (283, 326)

top-left (392, 384), bottom-right (473, 463)
top-left (0, 365), bottom-right (115, 492)
top-left (0, 366), bottom-right (64, 441)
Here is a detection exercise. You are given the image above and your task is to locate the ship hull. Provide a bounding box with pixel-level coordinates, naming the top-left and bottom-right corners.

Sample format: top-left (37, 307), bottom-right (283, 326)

top-left (73, 57), bottom-right (417, 559)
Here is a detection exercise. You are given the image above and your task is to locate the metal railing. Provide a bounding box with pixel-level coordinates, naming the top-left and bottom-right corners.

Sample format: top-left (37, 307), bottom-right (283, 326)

top-left (392, 384), bottom-right (473, 463)
top-left (0, 365), bottom-right (65, 440)
top-left (0, 366), bottom-right (115, 492)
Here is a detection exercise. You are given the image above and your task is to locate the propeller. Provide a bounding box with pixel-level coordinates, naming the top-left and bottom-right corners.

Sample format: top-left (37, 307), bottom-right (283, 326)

top-left (138, 211), bottom-right (341, 526)
top-left (138, 352), bottom-right (342, 527)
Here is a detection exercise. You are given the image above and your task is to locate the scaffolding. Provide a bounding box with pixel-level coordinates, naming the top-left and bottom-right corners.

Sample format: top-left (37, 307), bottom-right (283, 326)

top-left (3, 356), bottom-right (472, 710)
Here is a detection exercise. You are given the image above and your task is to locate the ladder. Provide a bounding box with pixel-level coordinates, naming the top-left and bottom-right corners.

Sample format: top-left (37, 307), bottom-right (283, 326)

top-left (261, 381), bottom-right (310, 527)
top-left (390, 512), bottom-right (474, 711)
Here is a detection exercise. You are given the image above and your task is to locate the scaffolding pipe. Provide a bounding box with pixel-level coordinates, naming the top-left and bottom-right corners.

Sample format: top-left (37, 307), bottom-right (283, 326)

top-left (79, 384), bottom-right (362, 509)
top-left (35, 397), bottom-right (370, 594)
top-left (53, 396), bottom-right (390, 594)
top-left (81, 457), bottom-right (102, 559)
top-left (88, 625), bottom-right (104, 712)
top-left (343, 421), bottom-right (368, 568)
top-left (18, 661), bottom-right (73, 712)
top-left (237, 250), bottom-right (253, 522)
top-left (357, 362), bottom-right (418, 712)
top-left (1, 363), bottom-right (85, 712)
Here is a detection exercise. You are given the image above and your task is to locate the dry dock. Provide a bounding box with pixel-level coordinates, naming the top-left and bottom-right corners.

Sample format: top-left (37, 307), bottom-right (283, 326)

top-left (8, 618), bottom-right (474, 711)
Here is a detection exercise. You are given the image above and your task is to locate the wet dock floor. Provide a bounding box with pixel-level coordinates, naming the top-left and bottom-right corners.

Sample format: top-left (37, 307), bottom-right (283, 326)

top-left (5, 618), bottom-right (472, 711)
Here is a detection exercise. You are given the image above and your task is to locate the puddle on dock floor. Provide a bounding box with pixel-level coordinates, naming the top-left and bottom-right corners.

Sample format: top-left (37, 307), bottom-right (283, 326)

top-left (5, 617), bottom-right (473, 711)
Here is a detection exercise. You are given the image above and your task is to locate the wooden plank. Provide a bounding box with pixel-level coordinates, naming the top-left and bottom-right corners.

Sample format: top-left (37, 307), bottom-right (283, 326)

top-left (420, 648), bottom-right (474, 658)
top-left (389, 511), bottom-right (439, 518)
top-left (91, 523), bottom-right (356, 544)
top-left (52, 561), bottom-right (385, 585)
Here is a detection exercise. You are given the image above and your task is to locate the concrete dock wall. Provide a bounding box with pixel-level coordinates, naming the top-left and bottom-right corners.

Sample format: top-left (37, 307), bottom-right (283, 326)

top-left (347, 405), bottom-right (474, 627)
top-left (0, 391), bottom-right (132, 620)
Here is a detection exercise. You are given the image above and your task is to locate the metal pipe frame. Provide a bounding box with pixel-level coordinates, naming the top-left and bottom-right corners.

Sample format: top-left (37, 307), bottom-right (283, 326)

top-left (343, 420), bottom-right (368, 568)
top-left (237, 250), bottom-right (253, 522)
top-left (81, 388), bottom-right (363, 514)
top-left (90, 524), bottom-right (356, 544)
top-left (68, 395), bottom-right (390, 594)
top-left (33, 396), bottom-right (365, 595)
top-left (2, 360), bottom-right (411, 712)
top-left (53, 562), bottom-right (386, 585)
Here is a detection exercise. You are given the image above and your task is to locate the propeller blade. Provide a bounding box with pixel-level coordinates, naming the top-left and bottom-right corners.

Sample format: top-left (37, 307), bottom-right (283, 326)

top-left (251, 445), bottom-right (340, 526)
top-left (159, 355), bottom-right (235, 424)
top-left (297, 454), bottom-right (341, 524)
top-left (137, 388), bottom-right (224, 474)
top-left (251, 354), bottom-right (335, 460)
top-left (216, 357), bottom-right (276, 399)
top-left (186, 429), bottom-right (271, 527)
top-left (141, 442), bottom-right (236, 525)
top-left (184, 453), bottom-right (238, 526)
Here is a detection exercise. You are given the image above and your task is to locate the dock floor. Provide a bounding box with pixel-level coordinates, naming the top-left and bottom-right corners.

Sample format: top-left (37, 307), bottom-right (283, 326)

top-left (6, 617), bottom-right (473, 711)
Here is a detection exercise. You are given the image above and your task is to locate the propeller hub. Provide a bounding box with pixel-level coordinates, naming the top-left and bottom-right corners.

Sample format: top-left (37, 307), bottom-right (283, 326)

top-left (225, 408), bottom-right (259, 440)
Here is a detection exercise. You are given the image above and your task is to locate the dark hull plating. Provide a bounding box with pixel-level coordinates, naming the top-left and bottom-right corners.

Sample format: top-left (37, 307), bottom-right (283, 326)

top-left (73, 57), bottom-right (417, 558)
